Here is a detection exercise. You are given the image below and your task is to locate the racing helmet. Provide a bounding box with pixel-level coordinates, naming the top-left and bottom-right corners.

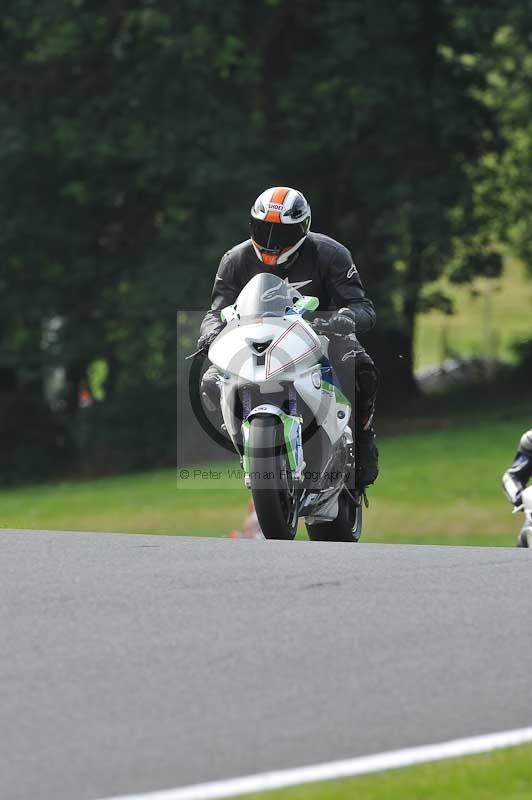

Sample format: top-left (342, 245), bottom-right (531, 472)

top-left (250, 187), bottom-right (311, 267)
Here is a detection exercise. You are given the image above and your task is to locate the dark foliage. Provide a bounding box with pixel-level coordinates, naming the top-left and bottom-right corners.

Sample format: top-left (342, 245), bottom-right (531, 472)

top-left (77, 383), bottom-right (176, 476)
top-left (0, 1), bottom-right (526, 481)
top-left (0, 393), bottom-right (76, 485)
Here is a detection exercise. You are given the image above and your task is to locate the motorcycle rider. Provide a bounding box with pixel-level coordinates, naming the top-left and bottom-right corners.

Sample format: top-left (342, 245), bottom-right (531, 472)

top-left (502, 427), bottom-right (532, 547)
top-left (197, 186), bottom-right (379, 492)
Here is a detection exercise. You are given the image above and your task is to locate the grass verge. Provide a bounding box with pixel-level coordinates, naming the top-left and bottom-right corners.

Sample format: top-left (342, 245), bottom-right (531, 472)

top-left (237, 743), bottom-right (532, 800)
top-left (0, 411), bottom-right (528, 546)
top-left (415, 257), bottom-right (532, 370)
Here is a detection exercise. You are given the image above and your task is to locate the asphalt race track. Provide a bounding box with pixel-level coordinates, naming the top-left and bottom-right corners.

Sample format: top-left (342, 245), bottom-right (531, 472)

top-left (2, 530), bottom-right (532, 800)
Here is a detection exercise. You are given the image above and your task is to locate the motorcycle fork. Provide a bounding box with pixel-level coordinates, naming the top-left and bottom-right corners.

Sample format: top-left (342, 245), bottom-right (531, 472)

top-left (241, 386), bottom-right (251, 420)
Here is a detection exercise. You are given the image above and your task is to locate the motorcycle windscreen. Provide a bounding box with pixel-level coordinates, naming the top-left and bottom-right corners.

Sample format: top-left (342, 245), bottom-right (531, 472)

top-left (234, 273), bottom-right (301, 319)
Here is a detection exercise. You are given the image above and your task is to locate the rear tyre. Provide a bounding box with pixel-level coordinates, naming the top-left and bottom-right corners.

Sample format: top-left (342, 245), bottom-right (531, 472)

top-left (306, 488), bottom-right (362, 542)
top-left (248, 415), bottom-right (299, 540)
top-left (517, 527), bottom-right (531, 548)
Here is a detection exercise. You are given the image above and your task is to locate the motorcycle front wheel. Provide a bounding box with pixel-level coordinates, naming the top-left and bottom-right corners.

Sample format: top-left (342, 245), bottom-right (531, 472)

top-left (248, 415), bottom-right (299, 540)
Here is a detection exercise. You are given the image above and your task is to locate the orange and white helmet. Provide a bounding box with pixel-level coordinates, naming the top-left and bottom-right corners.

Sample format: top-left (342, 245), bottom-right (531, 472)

top-left (250, 186), bottom-right (311, 267)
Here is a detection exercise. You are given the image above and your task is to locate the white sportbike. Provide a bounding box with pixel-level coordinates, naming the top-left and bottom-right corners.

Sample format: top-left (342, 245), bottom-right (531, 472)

top-left (514, 485), bottom-right (532, 548)
top-left (207, 272), bottom-right (362, 541)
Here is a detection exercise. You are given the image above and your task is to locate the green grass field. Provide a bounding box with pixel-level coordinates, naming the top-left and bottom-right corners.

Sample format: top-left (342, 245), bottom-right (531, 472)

top-left (415, 257), bottom-right (532, 369)
top-left (1, 411), bottom-right (528, 546)
top-left (238, 744), bottom-right (532, 800)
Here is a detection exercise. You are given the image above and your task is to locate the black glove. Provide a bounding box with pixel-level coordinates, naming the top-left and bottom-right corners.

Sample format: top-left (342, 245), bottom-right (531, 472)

top-left (197, 326), bottom-right (224, 353)
top-left (329, 308), bottom-right (357, 336)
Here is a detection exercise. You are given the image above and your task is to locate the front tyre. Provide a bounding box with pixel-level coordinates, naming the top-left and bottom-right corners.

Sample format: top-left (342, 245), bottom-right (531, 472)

top-left (248, 416), bottom-right (299, 540)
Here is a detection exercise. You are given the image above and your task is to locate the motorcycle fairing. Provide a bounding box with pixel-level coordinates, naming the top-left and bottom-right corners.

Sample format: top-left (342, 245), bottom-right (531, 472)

top-left (264, 319), bottom-right (320, 379)
top-left (293, 371), bottom-right (350, 445)
top-left (209, 318), bottom-right (322, 385)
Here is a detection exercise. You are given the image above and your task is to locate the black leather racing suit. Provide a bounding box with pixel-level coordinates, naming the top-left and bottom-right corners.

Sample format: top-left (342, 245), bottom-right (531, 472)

top-left (200, 232), bottom-right (379, 486)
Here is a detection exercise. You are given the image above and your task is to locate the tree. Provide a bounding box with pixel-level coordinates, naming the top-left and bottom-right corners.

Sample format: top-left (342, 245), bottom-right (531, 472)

top-left (0, 0), bottom-right (515, 479)
top-left (255, 1), bottom-right (504, 391)
top-left (476, 4), bottom-right (532, 270)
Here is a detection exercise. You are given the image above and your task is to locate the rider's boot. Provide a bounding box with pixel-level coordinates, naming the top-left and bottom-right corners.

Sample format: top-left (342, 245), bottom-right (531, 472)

top-left (355, 415), bottom-right (379, 490)
top-left (345, 408), bottom-right (378, 500)
top-left (200, 365), bottom-right (222, 412)
top-left (199, 365), bottom-right (225, 433)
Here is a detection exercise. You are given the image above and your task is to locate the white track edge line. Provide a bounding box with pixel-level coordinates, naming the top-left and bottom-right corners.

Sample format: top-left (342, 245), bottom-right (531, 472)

top-left (97, 725), bottom-right (532, 800)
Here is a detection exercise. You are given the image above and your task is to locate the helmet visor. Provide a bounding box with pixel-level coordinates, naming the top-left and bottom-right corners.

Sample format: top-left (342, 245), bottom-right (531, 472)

top-left (250, 219), bottom-right (306, 253)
